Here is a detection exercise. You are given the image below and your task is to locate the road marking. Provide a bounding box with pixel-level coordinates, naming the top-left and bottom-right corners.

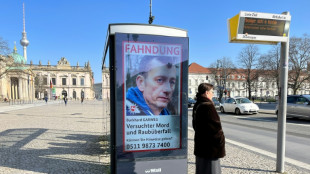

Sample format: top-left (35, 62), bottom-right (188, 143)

top-left (233, 116), bottom-right (274, 122)
top-left (188, 127), bottom-right (310, 171)
top-left (226, 139), bottom-right (310, 171)
top-left (233, 116), bottom-right (310, 127)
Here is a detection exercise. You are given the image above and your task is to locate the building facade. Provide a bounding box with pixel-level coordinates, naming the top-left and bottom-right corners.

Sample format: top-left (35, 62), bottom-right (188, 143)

top-left (102, 65), bottom-right (110, 100)
top-left (0, 53), bottom-right (95, 101)
top-left (188, 62), bottom-right (310, 100)
top-left (0, 47), bottom-right (34, 102)
top-left (31, 57), bottom-right (94, 100)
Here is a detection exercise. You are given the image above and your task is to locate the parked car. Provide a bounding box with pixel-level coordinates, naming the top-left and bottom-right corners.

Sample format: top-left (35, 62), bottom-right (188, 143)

top-left (275, 95), bottom-right (310, 119)
top-left (220, 97), bottom-right (259, 115)
top-left (188, 98), bottom-right (196, 107)
top-left (212, 97), bottom-right (221, 109)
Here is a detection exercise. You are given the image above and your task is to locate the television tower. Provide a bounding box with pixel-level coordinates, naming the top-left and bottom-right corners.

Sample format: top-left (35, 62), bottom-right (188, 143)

top-left (20, 3), bottom-right (29, 62)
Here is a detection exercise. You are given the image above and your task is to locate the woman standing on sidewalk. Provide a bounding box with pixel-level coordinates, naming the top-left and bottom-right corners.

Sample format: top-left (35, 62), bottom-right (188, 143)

top-left (192, 83), bottom-right (226, 174)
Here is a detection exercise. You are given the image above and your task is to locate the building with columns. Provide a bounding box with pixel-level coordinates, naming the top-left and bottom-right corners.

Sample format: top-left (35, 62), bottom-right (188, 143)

top-left (0, 46), bottom-right (35, 101)
top-left (30, 57), bottom-right (94, 100)
top-left (101, 65), bottom-right (110, 100)
top-left (0, 53), bottom-right (95, 101)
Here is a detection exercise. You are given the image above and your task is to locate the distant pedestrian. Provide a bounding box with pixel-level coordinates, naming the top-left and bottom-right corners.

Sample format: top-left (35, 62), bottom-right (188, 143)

top-left (81, 97), bottom-right (84, 103)
top-left (44, 96), bottom-right (48, 103)
top-left (64, 96), bottom-right (68, 106)
top-left (192, 83), bottom-right (226, 174)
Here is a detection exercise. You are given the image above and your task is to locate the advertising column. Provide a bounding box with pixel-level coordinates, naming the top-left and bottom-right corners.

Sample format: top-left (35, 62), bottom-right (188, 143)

top-left (111, 28), bottom-right (188, 174)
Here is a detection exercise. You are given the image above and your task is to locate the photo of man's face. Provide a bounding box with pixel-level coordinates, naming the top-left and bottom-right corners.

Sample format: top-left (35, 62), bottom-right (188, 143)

top-left (137, 58), bottom-right (177, 115)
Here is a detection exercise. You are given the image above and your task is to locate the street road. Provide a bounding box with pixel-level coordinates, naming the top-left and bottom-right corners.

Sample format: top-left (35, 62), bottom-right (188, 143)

top-left (188, 108), bottom-right (310, 167)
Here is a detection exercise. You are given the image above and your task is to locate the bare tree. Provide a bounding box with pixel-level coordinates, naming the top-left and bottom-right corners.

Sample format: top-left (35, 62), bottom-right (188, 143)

top-left (0, 36), bottom-right (10, 55)
top-left (238, 44), bottom-right (260, 99)
top-left (34, 74), bottom-right (45, 99)
top-left (258, 44), bottom-right (281, 96)
top-left (209, 57), bottom-right (236, 101)
top-left (288, 34), bottom-right (310, 94)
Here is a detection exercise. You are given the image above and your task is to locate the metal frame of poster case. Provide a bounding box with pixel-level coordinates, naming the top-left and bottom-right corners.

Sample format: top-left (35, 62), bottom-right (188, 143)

top-left (102, 24), bottom-right (189, 174)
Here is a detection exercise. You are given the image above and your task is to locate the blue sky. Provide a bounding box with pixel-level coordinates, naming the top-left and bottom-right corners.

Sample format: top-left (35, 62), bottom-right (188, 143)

top-left (1, 0), bottom-right (309, 83)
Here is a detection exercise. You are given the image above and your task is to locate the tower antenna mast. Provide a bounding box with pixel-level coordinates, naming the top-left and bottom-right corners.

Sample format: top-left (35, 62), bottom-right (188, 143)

top-left (148, 0), bottom-right (155, 24)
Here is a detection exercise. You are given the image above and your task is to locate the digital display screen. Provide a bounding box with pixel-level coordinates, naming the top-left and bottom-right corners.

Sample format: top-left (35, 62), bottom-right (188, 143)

top-left (114, 33), bottom-right (188, 160)
top-left (242, 17), bottom-right (286, 36)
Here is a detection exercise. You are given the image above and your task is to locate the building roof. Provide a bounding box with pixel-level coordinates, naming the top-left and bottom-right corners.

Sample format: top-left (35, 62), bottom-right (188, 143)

top-left (9, 45), bottom-right (26, 64)
top-left (188, 62), bottom-right (211, 73)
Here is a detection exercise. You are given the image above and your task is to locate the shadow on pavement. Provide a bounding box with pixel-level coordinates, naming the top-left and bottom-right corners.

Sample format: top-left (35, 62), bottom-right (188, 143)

top-left (0, 128), bottom-right (109, 173)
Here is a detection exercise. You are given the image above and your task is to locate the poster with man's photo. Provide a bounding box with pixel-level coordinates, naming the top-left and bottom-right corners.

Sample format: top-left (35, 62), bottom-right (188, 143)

top-left (122, 35), bottom-right (184, 152)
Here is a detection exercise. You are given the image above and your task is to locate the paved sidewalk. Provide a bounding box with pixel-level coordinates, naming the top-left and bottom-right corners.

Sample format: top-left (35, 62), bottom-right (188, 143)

top-left (0, 100), bottom-right (108, 174)
top-left (0, 100), bottom-right (60, 113)
top-left (187, 128), bottom-right (310, 174)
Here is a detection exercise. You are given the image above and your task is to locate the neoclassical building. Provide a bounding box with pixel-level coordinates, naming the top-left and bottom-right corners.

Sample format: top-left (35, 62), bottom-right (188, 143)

top-left (101, 65), bottom-right (110, 100)
top-left (0, 49), bottom-right (95, 101)
top-left (0, 46), bottom-right (34, 101)
top-left (31, 57), bottom-right (95, 100)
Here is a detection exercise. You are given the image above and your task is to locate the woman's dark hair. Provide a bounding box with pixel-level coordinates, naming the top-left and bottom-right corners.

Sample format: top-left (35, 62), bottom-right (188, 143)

top-left (195, 83), bottom-right (214, 98)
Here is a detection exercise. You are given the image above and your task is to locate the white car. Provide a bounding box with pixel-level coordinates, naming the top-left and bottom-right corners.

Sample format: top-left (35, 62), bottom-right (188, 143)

top-left (220, 97), bottom-right (259, 115)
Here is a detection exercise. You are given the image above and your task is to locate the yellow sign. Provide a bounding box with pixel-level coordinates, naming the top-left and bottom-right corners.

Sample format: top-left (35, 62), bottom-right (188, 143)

top-left (228, 11), bottom-right (291, 44)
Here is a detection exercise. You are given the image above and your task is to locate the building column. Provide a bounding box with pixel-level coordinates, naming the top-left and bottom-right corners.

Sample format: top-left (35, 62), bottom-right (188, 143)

top-left (14, 81), bottom-right (17, 99)
top-left (25, 79), bottom-right (29, 101)
top-left (23, 79), bottom-right (26, 100)
top-left (18, 78), bottom-right (22, 99)
top-left (10, 81), bottom-right (14, 99)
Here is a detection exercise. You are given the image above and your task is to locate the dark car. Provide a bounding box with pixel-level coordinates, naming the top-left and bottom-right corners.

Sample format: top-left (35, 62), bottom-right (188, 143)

top-left (212, 97), bottom-right (221, 109)
top-left (276, 95), bottom-right (310, 119)
top-left (188, 98), bottom-right (196, 107)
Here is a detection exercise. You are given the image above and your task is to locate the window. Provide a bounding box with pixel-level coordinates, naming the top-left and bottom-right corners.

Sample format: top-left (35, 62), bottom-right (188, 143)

top-left (189, 79), bottom-right (191, 86)
top-left (43, 77), bottom-right (48, 85)
top-left (52, 78), bottom-right (56, 85)
top-left (62, 78), bottom-right (67, 85)
top-left (72, 78), bottom-right (76, 86)
top-left (287, 97), bottom-right (296, 103)
top-left (195, 79), bottom-right (198, 85)
top-left (296, 97), bottom-right (307, 104)
top-left (80, 78), bottom-right (84, 86)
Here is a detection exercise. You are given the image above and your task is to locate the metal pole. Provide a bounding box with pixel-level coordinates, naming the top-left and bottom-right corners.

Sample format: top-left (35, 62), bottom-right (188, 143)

top-left (148, 0), bottom-right (154, 24)
top-left (276, 11), bottom-right (290, 173)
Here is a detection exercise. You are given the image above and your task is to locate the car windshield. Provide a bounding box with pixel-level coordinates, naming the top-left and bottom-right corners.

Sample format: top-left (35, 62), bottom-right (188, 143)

top-left (235, 98), bottom-right (252, 104)
top-left (303, 95), bottom-right (310, 101)
top-left (212, 97), bottom-right (219, 102)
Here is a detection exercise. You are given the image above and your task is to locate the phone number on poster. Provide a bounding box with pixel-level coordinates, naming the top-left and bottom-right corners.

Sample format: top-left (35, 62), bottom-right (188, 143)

top-left (126, 142), bottom-right (171, 150)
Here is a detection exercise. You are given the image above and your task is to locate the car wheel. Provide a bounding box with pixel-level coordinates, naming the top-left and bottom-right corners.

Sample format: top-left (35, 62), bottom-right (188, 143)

top-left (235, 108), bottom-right (241, 115)
top-left (220, 107), bottom-right (225, 113)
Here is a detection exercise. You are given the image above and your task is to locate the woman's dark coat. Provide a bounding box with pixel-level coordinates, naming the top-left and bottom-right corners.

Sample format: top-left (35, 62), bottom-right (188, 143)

top-left (192, 96), bottom-right (226, 159)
